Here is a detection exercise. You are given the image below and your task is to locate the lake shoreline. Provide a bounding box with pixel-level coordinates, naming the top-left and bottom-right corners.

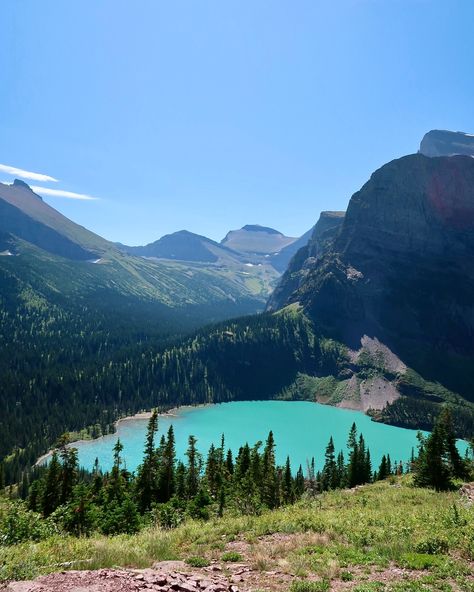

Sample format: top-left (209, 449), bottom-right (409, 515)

top-left (34, 403), bottom-right (212, 466)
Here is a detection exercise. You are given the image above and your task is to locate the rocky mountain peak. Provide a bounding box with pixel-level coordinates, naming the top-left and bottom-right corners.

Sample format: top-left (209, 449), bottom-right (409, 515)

top-left (12, 178), bottom-right (43, 200)
top-left (419, 129), bottom-right (474, 157)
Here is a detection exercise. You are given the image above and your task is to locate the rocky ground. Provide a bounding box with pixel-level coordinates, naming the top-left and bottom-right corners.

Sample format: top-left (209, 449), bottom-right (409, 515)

top-left (4, 533), bottom-right (473, 592)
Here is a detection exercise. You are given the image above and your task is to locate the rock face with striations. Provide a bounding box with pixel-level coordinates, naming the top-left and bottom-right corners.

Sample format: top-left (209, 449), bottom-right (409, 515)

top-left (268, 150), bottom-right (474, 399)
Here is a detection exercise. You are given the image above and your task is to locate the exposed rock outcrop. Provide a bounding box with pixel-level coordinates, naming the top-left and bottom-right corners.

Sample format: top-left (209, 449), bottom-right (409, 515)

top-left (268, 152), bottom-right (474, 400)
top-left (266, 211), bottom-right (344, 310)
top-left (419, 129), bottom-right (474, 157)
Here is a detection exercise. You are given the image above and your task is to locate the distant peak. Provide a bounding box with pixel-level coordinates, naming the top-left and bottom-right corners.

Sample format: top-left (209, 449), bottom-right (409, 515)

top-left (12, 178), bottom-right (43, 200)
top-left (13, 178), bottom-right (32, 190)
top-left (241, 224), bottom-right (281, 234)
top-left (419, 130), bottom-right (474, 158)
top-left (320, 211), bottom-right (345, 219)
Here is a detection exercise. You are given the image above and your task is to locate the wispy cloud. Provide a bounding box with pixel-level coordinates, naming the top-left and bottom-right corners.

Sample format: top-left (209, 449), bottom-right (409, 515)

top-left (30, 186), bottom-right (99, 201)
top-left (0, 163), bottom-right (58, 183)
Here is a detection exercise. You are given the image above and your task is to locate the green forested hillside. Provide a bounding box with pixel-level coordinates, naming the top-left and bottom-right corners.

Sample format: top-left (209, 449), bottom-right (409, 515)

top-left (3, 282), bottom-right (474, 486)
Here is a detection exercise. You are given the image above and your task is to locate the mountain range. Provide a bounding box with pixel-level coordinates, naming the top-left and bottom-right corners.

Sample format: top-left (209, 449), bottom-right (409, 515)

top-left (2, 129), bottom-right (474, 473)
top-left (0, 181), bottom-right (313, 331)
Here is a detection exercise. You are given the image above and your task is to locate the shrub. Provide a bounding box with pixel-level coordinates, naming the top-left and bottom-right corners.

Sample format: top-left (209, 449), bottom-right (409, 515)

top-left (185, 556), bottom-right (210, 568)
top-left (0, 501), bottom-right (57, 545)
top-left (399, 553), bottom-right (442, 570)
top-left (415, 537), bottom-right (449, 555)
top-left (221, 551), bottom-right (243, 562)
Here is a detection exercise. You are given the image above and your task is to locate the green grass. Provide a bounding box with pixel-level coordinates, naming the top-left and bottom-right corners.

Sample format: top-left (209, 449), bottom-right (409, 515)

top-left (185, 556), bottom-right (210, 568)
top-left (221, 551), bottom-right (243, 562)
top-left (1, 479), bottom-right (473, 588)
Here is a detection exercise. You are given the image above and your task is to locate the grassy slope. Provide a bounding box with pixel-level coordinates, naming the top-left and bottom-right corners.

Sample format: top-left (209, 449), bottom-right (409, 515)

top-left (0, 235), bottom-right (278, 322)
top-left (1, 479), bottom-right (473, 590)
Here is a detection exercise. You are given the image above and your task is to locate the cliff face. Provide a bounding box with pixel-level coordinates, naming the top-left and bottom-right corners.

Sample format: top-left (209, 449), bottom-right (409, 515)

top-left (269, 154), bottom-right (474, 399)
top-left (266, 211), bottom-right (345, 310)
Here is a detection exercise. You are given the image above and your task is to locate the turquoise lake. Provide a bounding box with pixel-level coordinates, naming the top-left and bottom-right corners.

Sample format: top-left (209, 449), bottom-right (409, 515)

top-left (73, 401), bottom-right (469, 473)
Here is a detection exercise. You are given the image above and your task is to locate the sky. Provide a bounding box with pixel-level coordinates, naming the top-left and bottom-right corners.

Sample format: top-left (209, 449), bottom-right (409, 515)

top-left (1, 1), bottom-right (474, 245)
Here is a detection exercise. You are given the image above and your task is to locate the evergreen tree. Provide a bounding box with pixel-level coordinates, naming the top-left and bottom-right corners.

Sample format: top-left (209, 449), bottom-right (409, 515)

top-left (185, 435), bottom-right (200, 499)
top-left (58, 443), bottom-right (78, 505)
top-left (414, 408), bottom-right (467, 490)
top-left (347, 423), bottom-right (359, 488)
top-left (41, 451), bottom-right (61, 516)
top-left (283, 456), bottom-right (293, 503)
top-left (321, 436), bottom-right (337, 490)
top-left (225, 449), bottom-right (234, 475)
top-left (295, 464), bottom-right (305, 497)
top-left (336, 450), bottom-right (346, 487)
top-left (175, 461), bottom-right (186, 500)
top-left (205, 443), bottom-right (219, 499)
top-left (377, 455), bottom-right (388, 480)
top-left (64, 483), bottom-right (96, 536)
top-left (107, 439), bottom-right (126, 502)
top-left (158, 425), bottom-right (176, 502)
top-left (135, 411), bottom-right (159, 511)
top-left (261, 431), bottom-right (277, 508)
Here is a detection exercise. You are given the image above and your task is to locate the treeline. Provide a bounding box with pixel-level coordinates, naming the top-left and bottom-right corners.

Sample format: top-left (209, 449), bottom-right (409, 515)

top-left (3, 417), bottom-right (398, 541)
top-left (2, 267), bottom-right (473, 489)
top-left (2, 409), bottom-right (471, 546)
top-left (1, 306), bottom-right (323, 484)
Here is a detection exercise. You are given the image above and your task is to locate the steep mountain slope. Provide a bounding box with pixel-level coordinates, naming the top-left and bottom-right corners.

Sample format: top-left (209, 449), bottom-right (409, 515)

top-left (221, 224), bottom-right (297, 255)
top-left (0, 180), bottom-right (110, 259)
top-left (269, 224), bottom-right (315, 272)
top-left (269, 151), bottom-right (474, 401)
top-left (0, 181), bottom-right (277, 327)
top-left (267, 211), bottom-right (345, 308)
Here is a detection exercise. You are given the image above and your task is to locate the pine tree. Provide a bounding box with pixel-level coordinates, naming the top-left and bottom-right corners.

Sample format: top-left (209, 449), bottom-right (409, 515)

top-left (175, 461), bottom-right (186, 500)
top-left (321, 436), bottom-right (337, 491)
top-left (107, 439), bottom-right (126, 502)
top-left (295, 464), bottom-right (305, 497)
top-left (157, 425), bottom-right (176, 502)
top-left (336, 451), bottom-right (346, 488)
top-left (283, 456), bottom-right (293, 503)
top-left (135, 410), bottom-right (159, 511)
top-left (225, 449), bottom-right (234, 475)
top-left (205, 443), bottom-right (219, 499)
top-left (414, 408), bottom-right (467, 490)
top-left (347, 423), bottom-right (359, 488)
top-left (41, 451), bottom-right (61, 516)
top-left (261, 431), bottom-right (277, 508)
top-left (186, 435), bottom-right (200, 499)
top-left (377, 455), bottom-right (388, 480)
top-left (59, 444), bottom-right (78, 506)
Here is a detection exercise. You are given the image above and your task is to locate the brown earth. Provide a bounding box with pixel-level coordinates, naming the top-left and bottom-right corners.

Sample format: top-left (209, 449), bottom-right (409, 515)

top-left (4, 532), bottom-right (473, 592)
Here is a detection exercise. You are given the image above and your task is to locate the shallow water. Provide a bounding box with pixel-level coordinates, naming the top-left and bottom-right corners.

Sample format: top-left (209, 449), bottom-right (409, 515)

top-left (73, 400), bottom-right (469, 473)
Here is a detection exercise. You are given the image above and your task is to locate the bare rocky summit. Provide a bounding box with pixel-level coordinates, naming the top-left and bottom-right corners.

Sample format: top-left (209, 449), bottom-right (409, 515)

top-left (419, 129), bottom-right (474, 157)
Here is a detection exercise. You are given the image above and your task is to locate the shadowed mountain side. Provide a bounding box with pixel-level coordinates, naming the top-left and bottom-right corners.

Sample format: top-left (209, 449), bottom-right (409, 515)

top-left (267, 153), bottom-right (474, 399)
top-left (0, 181), bottom-right (111, 259)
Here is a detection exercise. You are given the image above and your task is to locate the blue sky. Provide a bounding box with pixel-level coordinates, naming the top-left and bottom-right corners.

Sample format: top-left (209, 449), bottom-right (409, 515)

top-left (1, 1), bottom-right (473, 245)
